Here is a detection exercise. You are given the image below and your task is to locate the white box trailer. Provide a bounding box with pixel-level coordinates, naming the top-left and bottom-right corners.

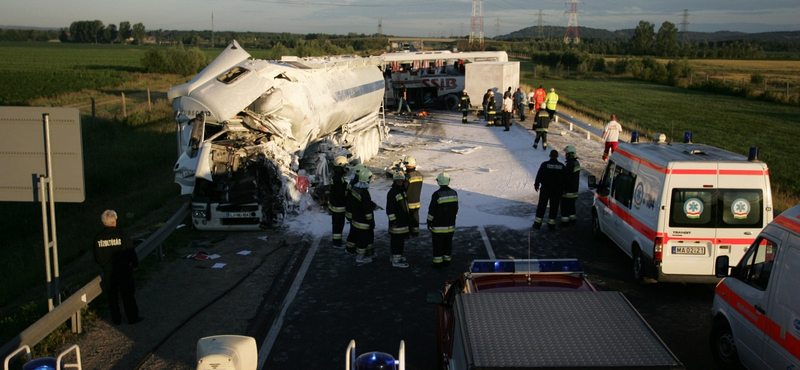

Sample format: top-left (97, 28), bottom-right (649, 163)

top-left (464, 61), bottom-right (520, 108)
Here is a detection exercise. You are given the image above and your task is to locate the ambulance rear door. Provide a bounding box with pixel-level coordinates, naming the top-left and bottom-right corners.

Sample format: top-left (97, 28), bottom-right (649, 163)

top-left (662, 163), bottom-right (718, 276)
top-left (715, 162), bottom-right (771, 272)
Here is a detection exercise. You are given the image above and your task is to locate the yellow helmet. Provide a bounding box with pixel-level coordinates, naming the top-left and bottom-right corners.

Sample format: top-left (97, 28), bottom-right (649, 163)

top-left (403, 156), bottom-right (416, 168)
top-left (334, 156), bottom-right (348, 167)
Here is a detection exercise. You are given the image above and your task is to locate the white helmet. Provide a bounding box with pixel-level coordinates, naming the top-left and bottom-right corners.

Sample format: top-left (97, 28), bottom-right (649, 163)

top-left (437, 172), bottom-right (450, 186)
top-left (403, 156), bottom-right (416, 168)
top-left (334, 156), bottom-right (348, 167)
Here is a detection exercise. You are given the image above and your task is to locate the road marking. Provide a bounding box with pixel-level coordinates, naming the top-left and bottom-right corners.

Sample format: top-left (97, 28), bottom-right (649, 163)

top-left (257, 235), bottom-right (321, 369)
top-left (477, 225), bottom-right (495, 259)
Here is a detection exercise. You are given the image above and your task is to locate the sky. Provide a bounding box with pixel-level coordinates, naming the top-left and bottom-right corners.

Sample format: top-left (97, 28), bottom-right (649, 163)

top-left (1, 0), bottom-right (798, 37)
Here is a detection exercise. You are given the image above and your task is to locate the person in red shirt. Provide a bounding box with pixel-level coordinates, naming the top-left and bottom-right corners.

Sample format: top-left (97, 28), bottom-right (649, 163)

top-left (533, 85), bottom-right (546, 114)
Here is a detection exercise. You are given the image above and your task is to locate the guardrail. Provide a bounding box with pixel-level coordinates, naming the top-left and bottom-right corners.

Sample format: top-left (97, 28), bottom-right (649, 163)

top-left (554, 111), bottom-right (603, 140)
top-left (0, 201), bottom-right (190, 361)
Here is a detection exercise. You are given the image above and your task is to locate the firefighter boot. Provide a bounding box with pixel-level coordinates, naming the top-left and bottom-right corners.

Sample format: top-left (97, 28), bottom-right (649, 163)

top-left (356, 253), bottom-right (373, 265)
top-left (391, 255), bottom-right (409, 268)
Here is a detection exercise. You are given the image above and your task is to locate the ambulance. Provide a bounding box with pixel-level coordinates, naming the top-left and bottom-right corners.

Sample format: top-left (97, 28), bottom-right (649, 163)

top-left (588, 135), bottom-right (773, 283)
top-left (709, 204), bottom-right (800, 369)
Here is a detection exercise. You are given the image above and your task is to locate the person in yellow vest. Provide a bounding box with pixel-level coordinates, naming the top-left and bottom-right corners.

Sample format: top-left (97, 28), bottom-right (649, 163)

top-left (544, 87), bottom-right (559, 120)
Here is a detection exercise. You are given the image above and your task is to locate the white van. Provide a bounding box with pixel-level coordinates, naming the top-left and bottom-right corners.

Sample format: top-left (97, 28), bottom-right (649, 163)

top-left (709, 204), bottom-right (800, 369)
top-left (588, 139), bottom-right (773, 283)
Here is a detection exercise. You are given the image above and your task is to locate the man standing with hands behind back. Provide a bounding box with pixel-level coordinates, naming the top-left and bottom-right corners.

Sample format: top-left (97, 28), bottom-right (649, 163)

top-left (94, 210), bottom-right (143, 325)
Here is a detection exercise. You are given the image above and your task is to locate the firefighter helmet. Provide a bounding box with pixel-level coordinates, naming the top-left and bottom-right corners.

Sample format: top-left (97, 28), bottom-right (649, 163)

top-left (564, 145), bottom-right (577, 158)
top-left (393, 172), bottom-right (406, 181)
top-left (436, 172), bottom-right (450, 186)
top-left (540, 102), bottom-right (546, 109)
top-left (359, 169), bottom-right (373, 183)
top-left (403, 156), bottom-right (416, 168)
top-left (334, 156), bottom-right (348, 167)
top-left (353, 164), bottom-right (365, 175)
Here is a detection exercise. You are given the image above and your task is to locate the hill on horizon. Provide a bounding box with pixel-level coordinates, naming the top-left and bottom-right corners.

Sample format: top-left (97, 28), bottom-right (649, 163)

top-left (502, 25), bottom-right (800, 43)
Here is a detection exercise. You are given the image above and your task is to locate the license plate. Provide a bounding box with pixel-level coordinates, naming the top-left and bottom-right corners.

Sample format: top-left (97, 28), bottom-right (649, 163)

top-left (226, 212), bottom-right (252, 218)
top-left (672, 246), bottom-right (706, 255)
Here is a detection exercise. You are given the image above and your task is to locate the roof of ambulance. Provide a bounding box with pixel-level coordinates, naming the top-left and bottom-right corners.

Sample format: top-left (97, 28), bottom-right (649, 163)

top-left (615, 142), bottom-right (766, 168)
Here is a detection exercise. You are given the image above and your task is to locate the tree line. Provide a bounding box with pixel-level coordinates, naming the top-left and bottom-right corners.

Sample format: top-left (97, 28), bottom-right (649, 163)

top-left (59, 20), bottom-right (147, 44)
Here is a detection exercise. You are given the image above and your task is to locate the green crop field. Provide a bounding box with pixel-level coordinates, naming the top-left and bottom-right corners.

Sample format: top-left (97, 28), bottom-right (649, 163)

top-left (520, 74), bottom-right (800, 200)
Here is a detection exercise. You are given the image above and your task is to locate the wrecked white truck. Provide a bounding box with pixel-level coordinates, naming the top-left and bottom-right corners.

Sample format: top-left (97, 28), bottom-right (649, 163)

top-left (168, 41), bottom-right (386, 230)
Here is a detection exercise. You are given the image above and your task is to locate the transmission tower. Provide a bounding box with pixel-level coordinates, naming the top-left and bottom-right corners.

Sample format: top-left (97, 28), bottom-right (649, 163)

top-left (680, 9), bottom-right (690, 44)
top-left (564, 0), bottom-right (581, 44)
top-left (373, 18), bottom-right (384, 36)
top-left (536, 10), bottom-right (545, 38)
top-left (495, 18), bottom-right (500, 38)
top-left (469, 0), bottom-right (484, 50)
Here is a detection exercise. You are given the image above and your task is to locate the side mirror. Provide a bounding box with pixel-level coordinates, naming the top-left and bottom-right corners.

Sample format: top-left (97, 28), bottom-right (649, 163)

top-left (426, 292), bottom-right (443, 304)
top-left (588, 175), bottom-right (597, 190)
top-left (715, 256), bottom-right (730, 278)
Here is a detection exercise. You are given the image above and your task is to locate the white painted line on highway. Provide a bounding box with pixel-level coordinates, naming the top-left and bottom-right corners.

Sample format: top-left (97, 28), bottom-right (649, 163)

top-left (477, 225), bottom-right (495, 259)
top-left (257, 235), bottom-right (322, 370)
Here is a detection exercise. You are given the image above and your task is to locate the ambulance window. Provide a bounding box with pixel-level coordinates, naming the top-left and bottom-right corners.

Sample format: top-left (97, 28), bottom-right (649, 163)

top-left (669, 189), bottom-right (715, 227)
top-left (597, 162), bottom-right (615, 197)
top-left (719, 190), bottom-right (763, 228)
top-left (736, 238), bottom-right (777, 291)
top-left (611, 166), bottom-right (636, 208)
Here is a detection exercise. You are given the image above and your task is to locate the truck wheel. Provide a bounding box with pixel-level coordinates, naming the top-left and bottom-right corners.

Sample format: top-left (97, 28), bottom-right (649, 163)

top-left (632, 246), bottom-right (645, 283)
top-left (710, 319), bottom-right (744, 370)
top-left (445, 94), bottom-right (458, 110)
top-left (591, 210), bottom-right (605, 241)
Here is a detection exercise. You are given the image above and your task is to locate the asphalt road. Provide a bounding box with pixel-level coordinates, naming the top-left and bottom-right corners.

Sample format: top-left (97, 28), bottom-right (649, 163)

top-left (258, 191), bottom-right (717, 369)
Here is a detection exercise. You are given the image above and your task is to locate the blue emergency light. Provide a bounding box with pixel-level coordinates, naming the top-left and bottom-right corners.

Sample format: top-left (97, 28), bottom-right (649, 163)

top-left (630, 131), bottom-right (639, 143)
top-left (684, 131), bottom-right (693, 143)
top-left (471, 259), bottom-right (583, 274)
top-left (355, 352), bottom-right (397, 370)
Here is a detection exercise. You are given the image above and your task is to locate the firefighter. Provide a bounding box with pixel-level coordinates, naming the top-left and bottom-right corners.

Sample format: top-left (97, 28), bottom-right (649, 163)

top-left (561, 145), bottom-right (581, 228)
top-left (329, 156), bottom-right (349, 248)
top-left (482, 89), bottom-right (492, 121)
top-left (459, 89), bottom-right (471, 123)
top-left (544, 87), bottom-right (559, 120)
top-left (403, 156), bottom-right (423, 237)
top-left (485, 93), bottom-right (497, 126)
top-left (350, 168), bottom-right (376, 264)
top-left (386, 172), bottom-right (411, 268)
top-left (533, 150), bottom-right (564, 231)
top-left (345, 163), bottom-right (366, 253)
top-left (427, 172), bottom-right (459, 268)
top-left (532, 102), bottom-right (550, 150)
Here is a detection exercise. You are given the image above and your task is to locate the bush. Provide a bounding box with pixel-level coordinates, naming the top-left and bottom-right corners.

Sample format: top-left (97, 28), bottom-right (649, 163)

top-left (140, 44), bottom-right (210, 76)
top-left (141, 48), bottom-right (167, 74)
top-left (750, 73), bottom-right (765, 85)
top-left (534, 65), bottom-right (550, 78)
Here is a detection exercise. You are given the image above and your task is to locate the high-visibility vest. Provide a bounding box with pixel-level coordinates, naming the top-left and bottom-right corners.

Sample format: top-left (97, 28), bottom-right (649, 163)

top-left (545, 92), bottom-right (559, 110)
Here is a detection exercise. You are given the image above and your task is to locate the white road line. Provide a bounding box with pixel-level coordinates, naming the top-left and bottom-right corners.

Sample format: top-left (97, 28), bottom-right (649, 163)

top-left (257, 235), bottom-right (322, 369)
top-left (477, 225), bottom-right (495, 259)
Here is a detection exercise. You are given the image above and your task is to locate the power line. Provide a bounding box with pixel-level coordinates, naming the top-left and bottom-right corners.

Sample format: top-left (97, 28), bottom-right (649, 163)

top-left (564, 0), bottom-right (580, 44)
top-left (680, 9), bottom-right (690, 44)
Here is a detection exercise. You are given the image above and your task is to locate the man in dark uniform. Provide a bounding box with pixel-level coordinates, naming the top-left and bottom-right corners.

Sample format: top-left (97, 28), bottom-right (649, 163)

top-left (350, 169), bottom-right (376, 264)
top-left (403, 156), bottom-right (423, 237)
top-left (532, 102), bottom-right (550, 150)
top-left (427, 172), bottom-right (459, 268)
top-left (459, 89), bottom-right (471, 123)
top-left (485, 93), bottom-right (497, 126)
top-left (386, 172), bottom-right (410, 268)
top-left (344, 164), bottom-right (365, 253)
top-left (561, 145), bottom-right (581, 228)
top-left (329, 156), bottom-right (349, 248)
top-left (482, 89), bottom-right (492, 121)
top-left (93, 210), bottom-right (143, 325)
top-left (533, 150), bottom-right (565, 231)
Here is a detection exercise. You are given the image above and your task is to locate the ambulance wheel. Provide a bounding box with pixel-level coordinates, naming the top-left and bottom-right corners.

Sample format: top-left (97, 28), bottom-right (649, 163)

top-left (710, 319), bottom-right (744, 370)
top-left (591, 209), bottom-right (605, 241)
top-left (632, 245), bottom-right (645, 283)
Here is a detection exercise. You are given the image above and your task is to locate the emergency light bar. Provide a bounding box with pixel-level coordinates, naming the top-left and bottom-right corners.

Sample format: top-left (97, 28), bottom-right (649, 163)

top-left (469, 259), bottom-right (583, 275)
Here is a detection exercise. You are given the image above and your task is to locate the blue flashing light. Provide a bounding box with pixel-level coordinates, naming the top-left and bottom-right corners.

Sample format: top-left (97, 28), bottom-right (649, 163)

top-left (683, 131), bottom-right (693, 143)
top-left (472, 260), bottom-right (515, 273)
top-left (538, 260), bottom-right (582, 273)
top-left (355, 352), bottom-right (397, 370)
top-left (630, 131), bottom-right (639, 143)
top-left (22, 358), bottom-right (60, 370)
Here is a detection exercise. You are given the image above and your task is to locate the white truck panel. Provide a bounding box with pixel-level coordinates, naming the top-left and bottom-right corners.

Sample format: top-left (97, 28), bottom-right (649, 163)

top-left (464, 62), bottom-right (520, 105)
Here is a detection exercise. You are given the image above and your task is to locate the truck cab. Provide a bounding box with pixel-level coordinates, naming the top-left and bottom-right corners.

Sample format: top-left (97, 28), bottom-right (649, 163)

top-left (710, 205), bottom-right (800, 370)
top-left (427, 259), bottom-right (684, 370)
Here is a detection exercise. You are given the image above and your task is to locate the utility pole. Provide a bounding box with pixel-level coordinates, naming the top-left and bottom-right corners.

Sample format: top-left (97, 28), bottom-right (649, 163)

top-left (469, 0), bottom-right (484, 50)
top-left (211, 12), bottom-right (214, 48)
top-left (536, 10), bottom-right (545, 38)
top-left (680, 9), bottom-right (690, 44)
top-left (564, 0), bottom-right (581, 44)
